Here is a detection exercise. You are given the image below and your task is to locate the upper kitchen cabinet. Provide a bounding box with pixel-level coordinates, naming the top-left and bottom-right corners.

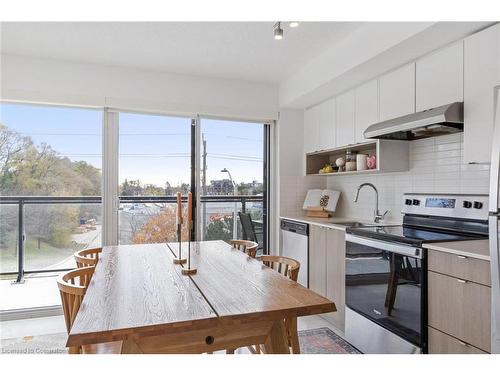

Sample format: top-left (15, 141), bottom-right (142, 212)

top-left (379, 63), bottom-right (415, 122)
top-left (336, 90), bottom-right (356, 147)
top-left (464, 23), bottom-right (500, 164)
top-left (303, 105), bottom-right (319, 154)
top-left (416, 42), bottom-right (464, 111)
top-left (317, 98), bottom-right (336, 151)
top-left (355, 80), bottom-right (379, 144)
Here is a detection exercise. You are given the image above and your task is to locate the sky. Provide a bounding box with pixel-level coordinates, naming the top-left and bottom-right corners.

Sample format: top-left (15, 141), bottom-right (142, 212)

top-left (1, 103), bottom-right (264, 188)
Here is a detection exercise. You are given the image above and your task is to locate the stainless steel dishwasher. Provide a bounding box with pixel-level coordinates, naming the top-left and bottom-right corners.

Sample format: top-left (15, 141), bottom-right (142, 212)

top-left (280, 219), bottom-right (308, 288)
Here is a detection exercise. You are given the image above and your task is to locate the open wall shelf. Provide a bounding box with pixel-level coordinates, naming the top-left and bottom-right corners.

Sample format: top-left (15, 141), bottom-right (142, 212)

top-left (305, 139), bottom-right (409, 176)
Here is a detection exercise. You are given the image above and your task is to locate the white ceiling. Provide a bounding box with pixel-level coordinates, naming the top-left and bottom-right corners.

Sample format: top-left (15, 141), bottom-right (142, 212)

top-left (0, 22), bottom-right (364, 83)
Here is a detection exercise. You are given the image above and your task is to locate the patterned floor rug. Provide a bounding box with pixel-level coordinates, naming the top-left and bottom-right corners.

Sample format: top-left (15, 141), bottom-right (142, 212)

top-left (0, 327), bottom-right (360, 354)
top-left (299, 327), bottom-right (360, 354)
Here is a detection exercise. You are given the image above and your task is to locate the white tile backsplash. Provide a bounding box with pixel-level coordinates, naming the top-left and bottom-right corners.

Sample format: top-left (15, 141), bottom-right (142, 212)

top-left (324, 133), bottom-right (491, 223)
top-left (280, 175), bottom-right (326, 217)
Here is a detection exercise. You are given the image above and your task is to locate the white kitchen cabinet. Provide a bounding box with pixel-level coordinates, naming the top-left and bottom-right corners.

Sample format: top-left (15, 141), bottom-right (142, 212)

top-left (379, 63), bottom-right (415, 122)
top-left (318, 98), bottom-right (336, 151)
top-left (416, 42), bottom-right (464, 111)
top-left (309, 225), bottom-right (327, 297)
top-left (303, 105), bottom-right (319, 154)
top-left (355, 80), bottom-right (379, 144)
top-left (335, 90), bottom-right (356, 147)
top-left (464, 23), bottom-right (500, 164)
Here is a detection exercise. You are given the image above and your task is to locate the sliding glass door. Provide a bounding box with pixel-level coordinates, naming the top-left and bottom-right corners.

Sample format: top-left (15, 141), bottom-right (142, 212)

top-left (198, 118), bottom-right (269, 254)
top-left (117, 112), bottom-right (192, 245)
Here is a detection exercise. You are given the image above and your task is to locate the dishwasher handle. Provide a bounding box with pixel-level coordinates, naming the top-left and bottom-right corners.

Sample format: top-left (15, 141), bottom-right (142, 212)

top-left (280, 219), bottom-right (308, 236)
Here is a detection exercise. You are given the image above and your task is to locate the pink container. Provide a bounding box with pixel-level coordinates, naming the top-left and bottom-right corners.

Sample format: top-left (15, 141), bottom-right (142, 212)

top-left (366, 155), bottom-right (377, 169)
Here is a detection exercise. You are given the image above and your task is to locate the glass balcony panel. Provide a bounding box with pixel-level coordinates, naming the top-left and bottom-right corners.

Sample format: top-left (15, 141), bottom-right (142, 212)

top-left (0, 204), bottom-right (19, 274)
top-left (23, 203), bottom-right (102, 272)
top-left (200, 198), bottom-right (264, 251)
top-left (201, 201), bottom-right (242, 244)
top-left (119, 202), bottom-right (191, 244)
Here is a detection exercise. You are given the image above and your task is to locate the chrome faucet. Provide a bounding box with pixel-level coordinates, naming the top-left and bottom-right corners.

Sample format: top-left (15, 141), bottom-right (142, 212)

top-left (354, 183), bottom-right (389, 223)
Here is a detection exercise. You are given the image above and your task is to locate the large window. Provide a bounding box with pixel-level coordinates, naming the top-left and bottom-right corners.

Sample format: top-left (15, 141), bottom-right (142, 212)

top-left (0, 103), bottom-right (102, 277)
top-left (0, 104), bottom-right (270, 282)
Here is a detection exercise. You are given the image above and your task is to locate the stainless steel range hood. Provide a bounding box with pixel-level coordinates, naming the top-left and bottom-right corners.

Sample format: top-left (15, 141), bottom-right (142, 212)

top-left (364, 102), bottom-right (463, 140)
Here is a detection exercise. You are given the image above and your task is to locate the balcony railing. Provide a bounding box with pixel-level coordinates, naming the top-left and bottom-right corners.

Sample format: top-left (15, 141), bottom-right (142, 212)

top-left (0, 195), bottom-right (264, 282)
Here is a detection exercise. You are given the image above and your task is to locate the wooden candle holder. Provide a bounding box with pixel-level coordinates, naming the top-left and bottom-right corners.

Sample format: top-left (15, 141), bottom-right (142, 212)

top-left (173, 222), bottom-right (187, 264)
top-left (181, 219), bottom-right (197, 275)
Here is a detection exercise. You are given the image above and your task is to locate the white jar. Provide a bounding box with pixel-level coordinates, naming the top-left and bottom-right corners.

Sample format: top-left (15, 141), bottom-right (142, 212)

top-left (356, 153), bottom-right (368, 171)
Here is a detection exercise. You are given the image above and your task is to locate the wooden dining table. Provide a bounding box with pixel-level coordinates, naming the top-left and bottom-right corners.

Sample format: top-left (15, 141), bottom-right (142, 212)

top-left (67, 240), bottom-right (336, 354)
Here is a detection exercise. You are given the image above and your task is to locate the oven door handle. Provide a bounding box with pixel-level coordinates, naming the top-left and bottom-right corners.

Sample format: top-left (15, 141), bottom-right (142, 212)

top-left (345, 234), bottom-right (423, 259)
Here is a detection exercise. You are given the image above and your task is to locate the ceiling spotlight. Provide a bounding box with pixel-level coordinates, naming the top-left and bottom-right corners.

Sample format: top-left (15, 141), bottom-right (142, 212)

top-left (274, 22), bottom-right (283, 40)
top-left (289, 22), bottom-right (300, 28)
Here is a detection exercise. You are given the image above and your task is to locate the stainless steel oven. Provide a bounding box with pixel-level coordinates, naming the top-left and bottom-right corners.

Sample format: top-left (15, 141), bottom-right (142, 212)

top-left (344, 193), bottom-right (490, 354)
top-left (345, 234), bottom-right (425, 354)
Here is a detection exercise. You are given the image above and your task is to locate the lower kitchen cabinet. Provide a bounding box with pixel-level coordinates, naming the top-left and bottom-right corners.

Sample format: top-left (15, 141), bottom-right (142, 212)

top-left (324, 227), bottom-right (346, 331)
top-left (308, 224), bottom-right (346, 331)
top-left (429, 327), bottom-right (488, 354)
top-left (427, 249), bottom-right (491, 353)
top-left (309, 225), bottom-right (327, 297)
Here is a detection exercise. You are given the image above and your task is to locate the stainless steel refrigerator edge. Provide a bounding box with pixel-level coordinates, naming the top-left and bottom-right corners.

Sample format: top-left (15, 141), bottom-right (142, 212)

top-left (489, 85), bottom-right (500, 354)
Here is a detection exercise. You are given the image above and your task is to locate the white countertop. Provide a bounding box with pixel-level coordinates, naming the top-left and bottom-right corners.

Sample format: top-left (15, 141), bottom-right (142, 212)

top-left (279, 214), bottom-right (400, 231)
top-left (280, 214), bottom-right (490, 261)
top-left (424, 240), bottom-right (490, 261)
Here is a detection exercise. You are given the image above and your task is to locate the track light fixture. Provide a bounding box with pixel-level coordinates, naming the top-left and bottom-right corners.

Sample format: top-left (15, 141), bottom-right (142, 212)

top-left (273, 21), bottom-right (300, 40)
top-left (273, 22), bottom-right (283, 40)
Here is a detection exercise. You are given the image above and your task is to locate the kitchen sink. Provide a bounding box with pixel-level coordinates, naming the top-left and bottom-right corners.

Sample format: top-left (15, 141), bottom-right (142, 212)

top-left (332, 221), bottom-right (368, 227)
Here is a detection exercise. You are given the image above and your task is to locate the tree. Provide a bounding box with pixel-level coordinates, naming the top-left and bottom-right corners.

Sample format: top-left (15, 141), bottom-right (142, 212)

top-left (132, 206), bottom-right (189, 244)
top-left (143, 184), bottom-right (165, 196)
top-left (0, 125), bottom-right (102, 250)
top-left (204, 214), bottom-right (234, 244)
top-left (120, 179), bottom-right (143, 196)
top-left (0, 123), bottom-right (31, 178)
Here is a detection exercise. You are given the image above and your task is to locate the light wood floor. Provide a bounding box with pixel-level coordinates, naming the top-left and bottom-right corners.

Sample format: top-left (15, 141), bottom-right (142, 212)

top-left (1, 314), bottom-right (345, 353)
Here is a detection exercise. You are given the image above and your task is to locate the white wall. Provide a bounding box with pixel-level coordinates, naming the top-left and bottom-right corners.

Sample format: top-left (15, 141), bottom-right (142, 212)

top-left (326, 133), bottom-right (490, 223)
top-left (277, 108), bottom-right (325, 217)
top-left (0, 54), bottom-right (279, 121)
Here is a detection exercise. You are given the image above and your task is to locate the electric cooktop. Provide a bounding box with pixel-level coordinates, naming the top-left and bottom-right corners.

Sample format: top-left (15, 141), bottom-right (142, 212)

top-left (346, 225), bottom-right (488, 247)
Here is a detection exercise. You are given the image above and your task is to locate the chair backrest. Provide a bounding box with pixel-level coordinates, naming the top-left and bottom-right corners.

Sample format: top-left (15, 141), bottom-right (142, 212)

top-left (57, 267), bottom-right (94, 333)
top-left (238, 212), bottom-right (258, 243)
top-left (230, 239), bottom-right (258, 258)
top-left (261, 255), bottom-right (300, 282)
top-left (74, 247), bottom-right (102, 268)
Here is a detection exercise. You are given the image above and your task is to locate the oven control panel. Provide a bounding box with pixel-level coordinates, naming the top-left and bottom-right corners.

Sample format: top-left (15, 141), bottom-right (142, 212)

top-left (401, 193), bottom-right (488, 221)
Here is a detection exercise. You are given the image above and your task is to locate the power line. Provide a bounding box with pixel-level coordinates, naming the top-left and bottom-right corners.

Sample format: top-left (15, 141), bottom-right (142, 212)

top-left (207, 156), bottom-right (263, 162)
top-left (17, 132), bottom-right (190, 136)
top-left (203, 132), bottom-right (262, 142)
top-left (208, 153), bottom-right (262, 160)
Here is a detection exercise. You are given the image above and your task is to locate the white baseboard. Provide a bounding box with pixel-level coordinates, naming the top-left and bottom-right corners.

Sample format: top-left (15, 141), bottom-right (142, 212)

top-left (0, 305), bottom-right (63, 321)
